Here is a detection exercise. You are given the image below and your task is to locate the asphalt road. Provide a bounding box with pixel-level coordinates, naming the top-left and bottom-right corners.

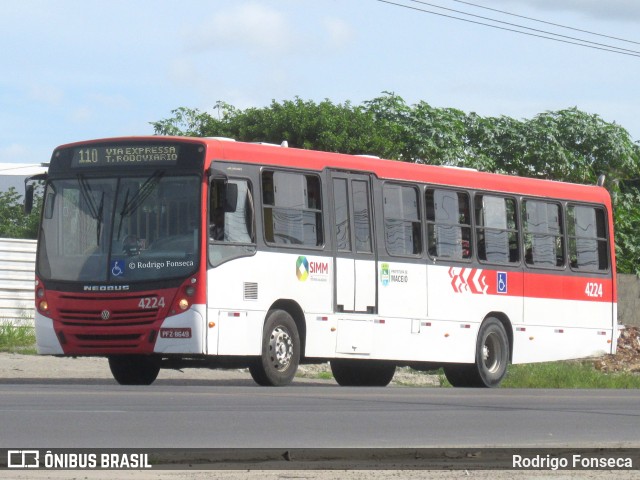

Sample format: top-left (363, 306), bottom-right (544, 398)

top-left (1, 382), bottom-right (639, 449)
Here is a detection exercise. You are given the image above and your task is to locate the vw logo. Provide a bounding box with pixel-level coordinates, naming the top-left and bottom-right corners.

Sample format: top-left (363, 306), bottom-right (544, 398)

top-left (101, 310), bottom-right (111, 320)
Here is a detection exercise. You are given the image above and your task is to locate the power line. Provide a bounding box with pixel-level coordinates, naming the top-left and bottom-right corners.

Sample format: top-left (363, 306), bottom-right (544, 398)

top-left (406, 0), bottom-right (640, 56)
top-left (449, 0), bottom-right (640, 46)
top-left (374, 0), bottom-right (640, 58)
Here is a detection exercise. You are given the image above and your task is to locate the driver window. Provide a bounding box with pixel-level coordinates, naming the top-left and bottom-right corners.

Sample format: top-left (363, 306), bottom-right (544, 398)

top-left (209, 178), bottom-right (255, 244)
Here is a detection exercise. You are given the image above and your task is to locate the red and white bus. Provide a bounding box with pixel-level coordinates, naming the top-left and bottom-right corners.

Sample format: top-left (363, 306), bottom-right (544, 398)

top-left (26, 136), bottom-right (617, 387)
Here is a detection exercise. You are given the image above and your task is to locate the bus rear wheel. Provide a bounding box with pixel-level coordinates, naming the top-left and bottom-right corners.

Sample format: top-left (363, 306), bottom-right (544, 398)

top-left (330, 359), bottom-right (396, 386)
top-left (108, 355), bottom-right (161, 385)
top-left (443, 317), bottom-right (509, 388)
top-left (249, 310), bottom-right (300, 386)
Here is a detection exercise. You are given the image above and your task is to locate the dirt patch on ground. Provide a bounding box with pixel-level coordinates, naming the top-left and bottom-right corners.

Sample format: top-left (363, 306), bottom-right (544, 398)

top-left (594, 326), bottom-right (640, 374)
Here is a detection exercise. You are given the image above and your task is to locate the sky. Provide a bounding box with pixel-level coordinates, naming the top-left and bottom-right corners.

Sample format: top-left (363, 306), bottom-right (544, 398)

top-left (1, 0), bottom-right (639, 165)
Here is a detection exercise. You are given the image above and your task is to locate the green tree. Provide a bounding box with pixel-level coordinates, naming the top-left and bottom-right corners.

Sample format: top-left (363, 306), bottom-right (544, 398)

top-left (0, 187), bottom-right (40, 239)
top-left (467, 108), bottom-right (639, 184)
top-left (152, 98), bottom-right (396, 156)
top-left (613, 186), bottom-right (640, 275)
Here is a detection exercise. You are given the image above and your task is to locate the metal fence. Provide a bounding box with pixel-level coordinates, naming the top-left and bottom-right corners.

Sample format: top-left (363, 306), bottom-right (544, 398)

top-left (0, 238), bottom-right (36, 326)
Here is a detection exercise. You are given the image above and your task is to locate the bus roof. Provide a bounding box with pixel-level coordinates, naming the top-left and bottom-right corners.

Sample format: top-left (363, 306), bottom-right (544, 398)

top-left (56, 136), bottom-right (612, 206)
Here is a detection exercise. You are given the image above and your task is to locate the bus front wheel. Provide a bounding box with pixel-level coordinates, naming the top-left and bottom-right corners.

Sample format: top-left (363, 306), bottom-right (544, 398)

top-left (108, 355), bottom-right (161, 385)
top-left (249, 310), bottom-right (300, 386)
top-left (330, 359), bottom-right (396, 386)
top-left (444, 317), bottom-right (509, 388)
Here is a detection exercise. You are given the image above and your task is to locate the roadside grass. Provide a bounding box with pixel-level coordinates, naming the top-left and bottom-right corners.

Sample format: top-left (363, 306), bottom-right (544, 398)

top-left (299, 361), bottom-right (640, 388)
top-left (500, 361), bottom-right (640, 389)
top-left (314, 371), bottom-right (334, 381)
top-left (0, 322), bottom-right (36, 353)
top-left (433, 361), bottom-right (640, 388)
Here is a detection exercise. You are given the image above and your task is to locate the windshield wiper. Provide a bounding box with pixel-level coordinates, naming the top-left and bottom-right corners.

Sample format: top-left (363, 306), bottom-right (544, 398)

top-left (77, 175), bottom-right (105, 246)
top-left (116, 170), bottom-right (165, 240)
top-left (116, 188), bottom-right (129, 241)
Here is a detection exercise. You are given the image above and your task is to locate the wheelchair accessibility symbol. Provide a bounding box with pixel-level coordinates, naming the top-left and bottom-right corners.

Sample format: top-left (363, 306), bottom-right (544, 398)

top-left (497, 271), bottom-right (507, 294)
top-left (111, 260), bottom-right (125, 277)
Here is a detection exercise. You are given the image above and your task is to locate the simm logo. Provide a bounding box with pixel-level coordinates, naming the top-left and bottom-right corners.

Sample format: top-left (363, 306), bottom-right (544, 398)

top-left (296, 256), bottom-right (309, 281)
top-left (296, 256), bottom-right (329, 282)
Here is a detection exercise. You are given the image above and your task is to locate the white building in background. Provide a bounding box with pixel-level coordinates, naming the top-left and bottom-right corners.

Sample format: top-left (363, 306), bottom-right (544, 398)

top-left (0, 163), bottom-right (48, 193)
top-left (0, 164), bottom-right (45, 325)
top-left (0, 238), bottom-right (36, 325)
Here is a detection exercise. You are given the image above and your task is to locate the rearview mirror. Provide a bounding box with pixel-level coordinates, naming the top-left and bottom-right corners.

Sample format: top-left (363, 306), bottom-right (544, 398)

top-left (24, 184), bottom-right (34, 214)
top-left (225, 183), bottom-right (238, 213)
top-left (24, 173), bottom-right (47, 214)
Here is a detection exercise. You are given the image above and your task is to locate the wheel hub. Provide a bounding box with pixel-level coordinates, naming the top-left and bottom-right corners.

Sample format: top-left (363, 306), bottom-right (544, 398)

top-left (269, 326), bottom-right (293, 371)
top-left (483, 332), bottom-right (502, 374)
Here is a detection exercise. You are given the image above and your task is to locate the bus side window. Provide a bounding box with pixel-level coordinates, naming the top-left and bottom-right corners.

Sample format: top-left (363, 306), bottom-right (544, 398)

top-left (567, 205), bottom-right (608, 272)
top-left (352, 180), bottom-right (372, 253)
top-left (475, 194), bottom-right (519, 265)
top-left (383, 183), bottom-right (422, 256)
top-left (333, 178), bottom-right (352, 252)
top-left (523, 200), bottom-right (564, 268)
top-left (262, 171), bottom-right (324, 247)
top-left (426, 188), bottom-right (471, 260)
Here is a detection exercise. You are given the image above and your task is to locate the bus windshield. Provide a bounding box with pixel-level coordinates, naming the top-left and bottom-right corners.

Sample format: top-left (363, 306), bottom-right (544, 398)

top-left (37, 173), bottom-right (201, 283)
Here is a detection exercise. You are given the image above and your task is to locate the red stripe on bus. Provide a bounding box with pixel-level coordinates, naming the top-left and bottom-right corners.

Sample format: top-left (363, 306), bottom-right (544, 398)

top-left (475, 270), bottom-right (613, 302)
top-left (523, 271), bottom-right (612, 302)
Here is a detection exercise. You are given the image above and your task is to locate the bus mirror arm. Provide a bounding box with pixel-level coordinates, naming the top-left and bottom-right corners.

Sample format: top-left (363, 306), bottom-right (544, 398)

top-left (208, 167), bottom-right (227, 181)
top-left (24, 173), bottom-right (47, 214)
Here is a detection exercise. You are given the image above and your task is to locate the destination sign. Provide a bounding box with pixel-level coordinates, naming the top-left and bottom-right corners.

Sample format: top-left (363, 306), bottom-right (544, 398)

top-left (71, 145), bottom-right (180, 168)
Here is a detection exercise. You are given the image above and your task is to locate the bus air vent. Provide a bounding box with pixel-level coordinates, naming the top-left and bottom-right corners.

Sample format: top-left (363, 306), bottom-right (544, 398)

top-left (243, 282), bottom-right (258, 301)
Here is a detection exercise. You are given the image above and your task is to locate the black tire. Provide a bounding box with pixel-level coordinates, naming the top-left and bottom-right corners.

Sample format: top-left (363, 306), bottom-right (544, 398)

top-left (108, 355), bottom-right (161, 385)
top-left (249, 310), bottom-right (300, 386)
top-left (330, 359), bottom-right (396, 387)
top-left (444, 317), bottom-right (509, 388)
top-left (443, 364), bottom-right (477, 387)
